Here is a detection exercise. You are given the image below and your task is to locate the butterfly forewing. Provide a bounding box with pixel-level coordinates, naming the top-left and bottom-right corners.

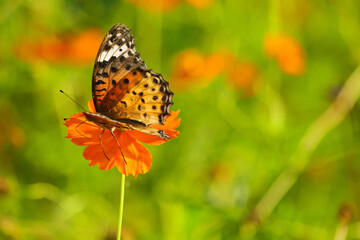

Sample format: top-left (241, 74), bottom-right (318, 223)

top-left (92, 24), bottom-right (143, 111)
top-left (90, 24), bottom-right (173, 136)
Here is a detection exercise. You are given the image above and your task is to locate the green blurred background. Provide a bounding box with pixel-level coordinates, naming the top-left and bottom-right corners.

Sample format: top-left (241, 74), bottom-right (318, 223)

top-left (1, 0), bottom-right (360, 239)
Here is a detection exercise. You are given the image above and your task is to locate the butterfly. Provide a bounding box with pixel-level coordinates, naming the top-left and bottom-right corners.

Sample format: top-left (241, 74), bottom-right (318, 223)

top-left (81, 24), bottom-right (174, 160)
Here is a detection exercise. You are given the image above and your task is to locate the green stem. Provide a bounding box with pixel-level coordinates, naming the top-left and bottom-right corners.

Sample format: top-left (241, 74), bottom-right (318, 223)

top-left (117, 174), bottom-right (126, 240)
top-left (250, 66), bottom-right (360, 227)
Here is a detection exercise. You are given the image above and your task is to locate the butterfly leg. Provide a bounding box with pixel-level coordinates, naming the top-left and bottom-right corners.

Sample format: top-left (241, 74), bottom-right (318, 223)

top-left (99, 128), bottom-right (111, 161)
top-left (75, 119), bottom-right (90, 139)
top-left (110, 128), bottom-right (127, 164)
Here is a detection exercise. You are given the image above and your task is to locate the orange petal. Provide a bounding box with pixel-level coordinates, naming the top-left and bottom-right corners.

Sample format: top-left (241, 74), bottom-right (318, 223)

top-left (163, 109), bottom-right (180, 122)
top-left (81, 128), bottom-right (152, 177)
top-left (64, 101), bottom-right (179, 176)
top-left (88, 100), bottom-right (96, 113)
top-left (152, 110), bottom-right (181, 130)
top-left (64, 113), bottom-right (102, 145)
top-left (83, 144), bottom-right (116, 170)
top-left (127, 131), bottom-right (168, 145)
top-left (128, 110), bottom-right (180, 145)
top-left (114, 131), bottom-right (152, 177)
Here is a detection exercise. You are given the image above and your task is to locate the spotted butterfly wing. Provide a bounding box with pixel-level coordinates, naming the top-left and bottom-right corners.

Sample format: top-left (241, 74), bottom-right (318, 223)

top-left (85, 24), bottom-right (173, 138)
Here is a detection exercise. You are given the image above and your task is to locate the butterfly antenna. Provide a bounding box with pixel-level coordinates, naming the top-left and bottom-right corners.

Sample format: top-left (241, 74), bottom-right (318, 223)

top-left (99, 129), bottom-right (111, 161)
top-left (60, 90), bottom-right (87, 112)
top-left (110, 128), bottom-right (127, 164)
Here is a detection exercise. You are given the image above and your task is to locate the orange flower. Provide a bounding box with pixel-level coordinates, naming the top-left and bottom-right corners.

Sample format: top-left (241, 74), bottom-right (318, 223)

top-left (14, 28), bottom-right (103, 65)
top-left (170, 49), bottom-right (235, 89)
top-left (185, 0), bottom-right (214, 9)
top-left (64, 101), bottom-right (180, 178)
top-left (125, 0), bottom-right (181, 12)
top-left (264, 32), bottom-right (305, 75)
top-left (227, 61), bottom-right (261, 97)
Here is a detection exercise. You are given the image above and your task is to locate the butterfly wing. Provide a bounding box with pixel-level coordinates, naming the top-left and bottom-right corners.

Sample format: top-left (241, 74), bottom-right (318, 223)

top-left (91, 24), bottom-right (173, 136)
top-left (103, 68), bottom-right (173, 124)
top-left (92, 24), bottom-right (144, 111)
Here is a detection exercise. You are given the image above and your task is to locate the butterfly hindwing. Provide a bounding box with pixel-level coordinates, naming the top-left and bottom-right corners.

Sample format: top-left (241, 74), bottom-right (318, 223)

top-left (106, 69), bottom-right (173, 125)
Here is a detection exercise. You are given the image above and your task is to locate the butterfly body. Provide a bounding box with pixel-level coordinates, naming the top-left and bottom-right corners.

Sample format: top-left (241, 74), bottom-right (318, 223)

top-left (83, 112), bottom-right (130, 131)
top-left (84, 24), bottom-right (173, 139)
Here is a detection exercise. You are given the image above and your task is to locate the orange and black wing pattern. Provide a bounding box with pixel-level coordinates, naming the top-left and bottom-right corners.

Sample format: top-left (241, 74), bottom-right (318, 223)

top-left (91, 24), bottom-right (173, 130)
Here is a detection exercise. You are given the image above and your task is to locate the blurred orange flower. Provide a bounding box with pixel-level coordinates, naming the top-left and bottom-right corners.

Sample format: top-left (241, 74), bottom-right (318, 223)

top-left (64, 101), bottom-right (180, 178)
top-left (14, 28), bottom-right (103, 65)
top-left (264, 32), bottom-right (305, 75)
top-left (185, 0), bottom-right (214, 9)
top-left (170, 49), bottom-right (235, 89)
top-left (125, 0), bottom-right (181, 12)
top-left (227, 61), bottom-right (261, 97)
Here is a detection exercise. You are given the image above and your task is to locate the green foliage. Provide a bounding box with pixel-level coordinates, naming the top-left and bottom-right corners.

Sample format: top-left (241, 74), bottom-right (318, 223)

top-left (0, 0), bottom-right (360, 239)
